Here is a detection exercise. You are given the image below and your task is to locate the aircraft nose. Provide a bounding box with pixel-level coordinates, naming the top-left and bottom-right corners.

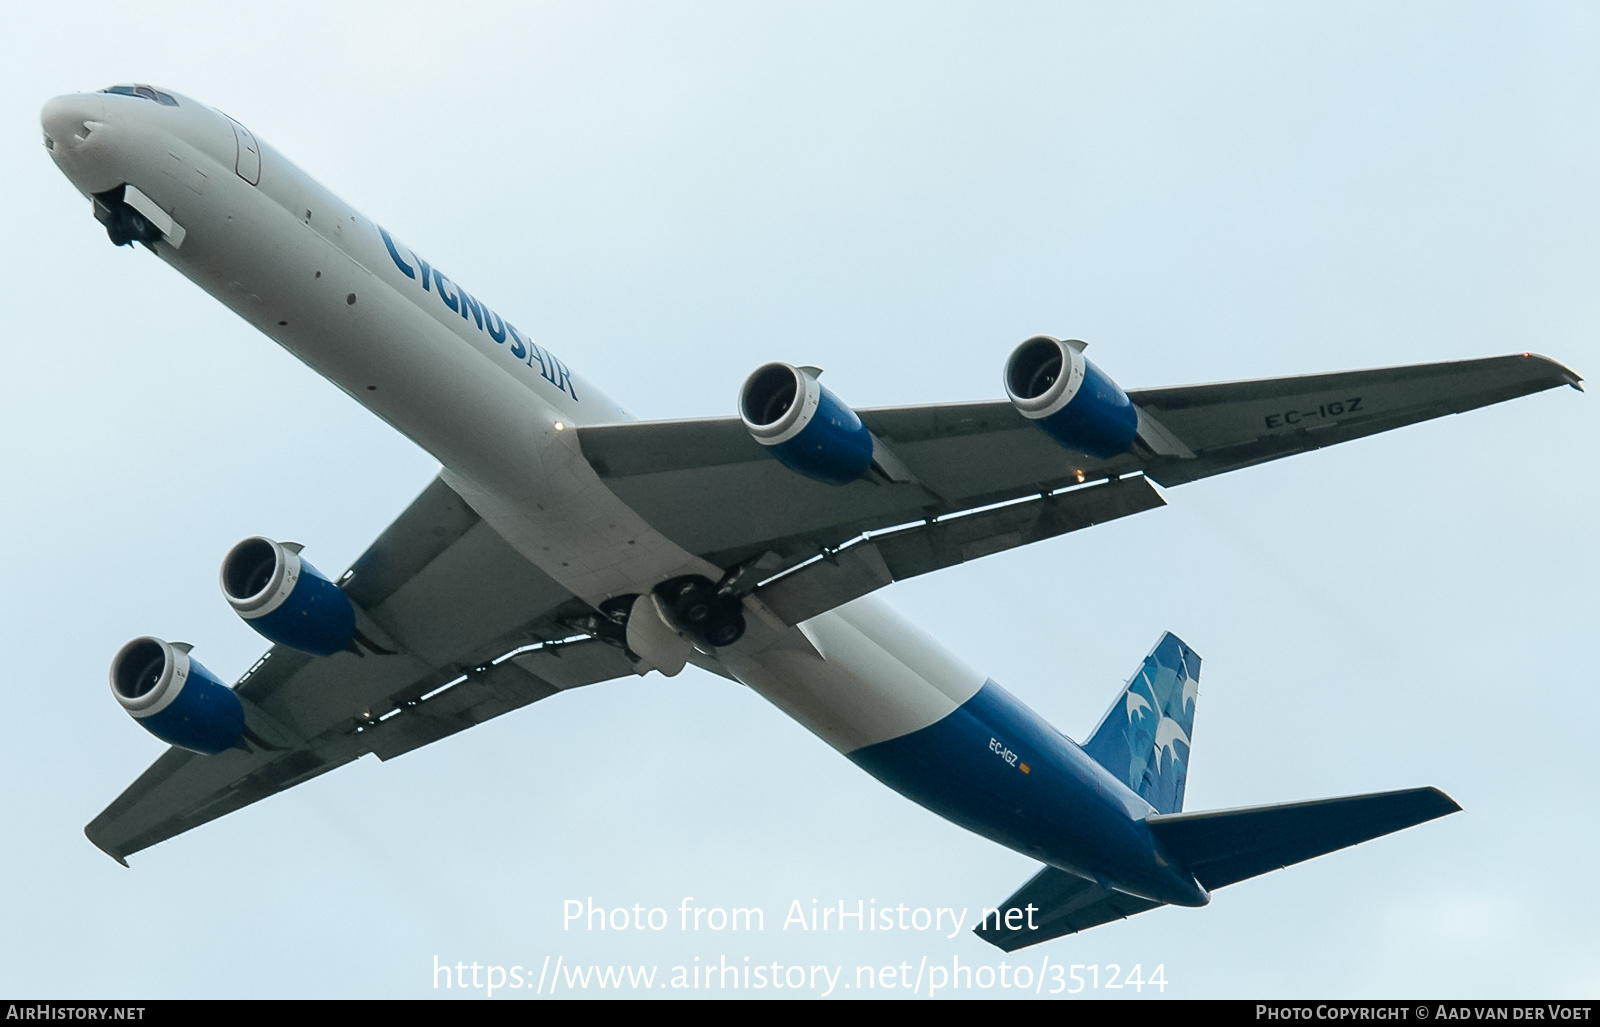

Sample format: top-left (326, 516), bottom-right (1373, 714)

top-left (41, 93), bottom-right (105, 152)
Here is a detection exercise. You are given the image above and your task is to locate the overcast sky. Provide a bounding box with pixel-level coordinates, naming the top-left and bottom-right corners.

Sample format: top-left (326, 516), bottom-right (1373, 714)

top-left (1, 1), bottom-right (1595, 1000)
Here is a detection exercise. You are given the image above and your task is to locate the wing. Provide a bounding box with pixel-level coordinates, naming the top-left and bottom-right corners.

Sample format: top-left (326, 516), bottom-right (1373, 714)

top-left (1130, 352), bottom-right (1581, 487)
top-left (86, 475), bottom-right (643, 864)
top-left (579, 353), bottom-right (1579, 620)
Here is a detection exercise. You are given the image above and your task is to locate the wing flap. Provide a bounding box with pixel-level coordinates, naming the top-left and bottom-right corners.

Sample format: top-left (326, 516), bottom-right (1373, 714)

top-left (363, 659), bottom-right (559, 761)
top-left (577, 408), bottom-right (1131, 576)
top-left (584, 449), bottom-right (944, 571)
top-left (755, 475), bottom-right (1165, 625)
top-left (511, 639), bottom-right (647, 691)
top-left (1146, 786), bottom-right (1461, 890)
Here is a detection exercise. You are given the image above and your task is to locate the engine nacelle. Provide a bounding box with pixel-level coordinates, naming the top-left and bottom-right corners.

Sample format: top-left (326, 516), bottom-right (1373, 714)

top-left (739, 362), bottom-right (874, 485)
top-left (220, 537), bottom-right (356, 657)
top-left (1004, 336), bottom-right (1139, 459)
top-left (110, 637), bottom-right (245, 755)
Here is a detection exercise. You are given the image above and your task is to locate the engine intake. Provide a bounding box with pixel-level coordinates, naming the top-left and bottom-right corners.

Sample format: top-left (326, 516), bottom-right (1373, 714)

top-left (110, 637), bottom-right (245, 755)
top-left (739, 362), bottom-right (874, 485)
top-left (1004, 336), bottom-right (1138, 459)
top-left (221, 537), bottom-right (356, 657)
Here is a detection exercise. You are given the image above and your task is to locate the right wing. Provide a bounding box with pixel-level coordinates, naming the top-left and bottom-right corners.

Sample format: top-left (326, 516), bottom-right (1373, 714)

top-left (579, 353), bottom-right (1580, 624)
top-left (86, 475), bottom-right (642, 864)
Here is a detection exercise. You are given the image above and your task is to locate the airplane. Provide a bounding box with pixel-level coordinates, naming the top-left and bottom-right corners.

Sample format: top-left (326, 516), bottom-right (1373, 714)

top-left (41, 83), bottom-right (1581, 952)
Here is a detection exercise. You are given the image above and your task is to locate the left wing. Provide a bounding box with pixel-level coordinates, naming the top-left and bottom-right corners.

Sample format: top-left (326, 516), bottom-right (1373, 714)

top-left (579, 353), bottom-right (1579, 620)
top-left (87, 475), bottom-right (643, 864)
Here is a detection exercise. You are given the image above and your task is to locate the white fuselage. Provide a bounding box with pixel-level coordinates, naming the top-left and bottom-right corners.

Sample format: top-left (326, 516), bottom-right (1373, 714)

top-left (42, 87), bottom-right (987, 759)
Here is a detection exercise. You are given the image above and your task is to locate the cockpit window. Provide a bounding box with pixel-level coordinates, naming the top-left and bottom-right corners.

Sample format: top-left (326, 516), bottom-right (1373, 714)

top-left (100, 84), bottom-right (179, 107)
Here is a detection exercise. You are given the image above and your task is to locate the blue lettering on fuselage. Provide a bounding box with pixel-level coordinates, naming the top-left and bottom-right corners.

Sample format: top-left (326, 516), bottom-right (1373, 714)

top-left (377, 225), bottom-right (578, 402)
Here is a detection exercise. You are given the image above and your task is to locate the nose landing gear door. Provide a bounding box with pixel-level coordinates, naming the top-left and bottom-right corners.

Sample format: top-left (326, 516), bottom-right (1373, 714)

top-left (227, 116), bottom-right (261, 185)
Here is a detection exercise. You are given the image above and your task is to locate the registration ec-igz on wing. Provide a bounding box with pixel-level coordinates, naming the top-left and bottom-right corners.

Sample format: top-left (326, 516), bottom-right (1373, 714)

top-left (41, 83), bottom-right (1583, 951)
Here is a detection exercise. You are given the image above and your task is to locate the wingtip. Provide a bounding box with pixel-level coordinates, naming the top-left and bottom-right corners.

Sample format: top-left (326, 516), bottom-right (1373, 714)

top-left (84, 824), bottom-right (131, 867)
top-left (1518, 352), bottom-right (1584, 390)
top-left (1423, 786), bottom-right (1464, 816)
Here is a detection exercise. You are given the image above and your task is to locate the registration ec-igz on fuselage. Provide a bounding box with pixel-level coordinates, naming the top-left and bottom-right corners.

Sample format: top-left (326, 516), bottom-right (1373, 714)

top-left (42, 84), bottom-right (1581, 951)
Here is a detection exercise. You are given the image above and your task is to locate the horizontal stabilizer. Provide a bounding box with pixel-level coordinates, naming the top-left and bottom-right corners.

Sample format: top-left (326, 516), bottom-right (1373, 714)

top-left (1147, 786), bottom-right (1460, 890)
top-left (974, 866), bottom-right (1163, 952)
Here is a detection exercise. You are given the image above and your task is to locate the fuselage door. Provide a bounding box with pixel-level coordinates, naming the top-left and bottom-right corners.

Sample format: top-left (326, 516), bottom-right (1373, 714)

top-left (228, 117), bottom-right (261, 186)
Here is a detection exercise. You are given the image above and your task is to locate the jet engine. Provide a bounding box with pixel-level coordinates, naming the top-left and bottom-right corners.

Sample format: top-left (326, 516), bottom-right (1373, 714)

top-left (220, 536), bottom-right (356, 657)
top-left (739, 362), bottom-right (874, 485)
top-left (1003, 336), bottom-right (1139, 459)
top-left (110, 636), bottom-right (245, 755)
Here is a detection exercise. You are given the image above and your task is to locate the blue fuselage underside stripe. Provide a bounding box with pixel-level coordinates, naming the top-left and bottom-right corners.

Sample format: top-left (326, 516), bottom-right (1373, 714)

top-left (849, 680), bottom-right (1201, 905)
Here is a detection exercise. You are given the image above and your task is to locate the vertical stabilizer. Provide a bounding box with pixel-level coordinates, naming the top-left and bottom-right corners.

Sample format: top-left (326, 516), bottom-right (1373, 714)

top-left (1083, 632), bottom-right (1200, 814)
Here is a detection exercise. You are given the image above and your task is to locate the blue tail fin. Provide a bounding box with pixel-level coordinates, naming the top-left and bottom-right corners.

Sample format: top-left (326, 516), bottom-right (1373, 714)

top-left (1083, 632), bottom-right (1201, 814)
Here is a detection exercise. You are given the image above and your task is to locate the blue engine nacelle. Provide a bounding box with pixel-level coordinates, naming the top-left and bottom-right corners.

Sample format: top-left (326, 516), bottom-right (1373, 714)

top-left (110, 637), bottom-right (245, 755)
top-left (1003, 336), bottom-right (1139, 459)
top-left (220, 536), bottom-right (356, 657)
top-left (739, 362), bottom-right (874, 485)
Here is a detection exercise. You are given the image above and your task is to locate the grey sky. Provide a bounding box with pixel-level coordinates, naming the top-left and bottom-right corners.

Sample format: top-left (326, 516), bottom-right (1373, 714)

top-left (1, 1), bottom-right (1595, 998)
